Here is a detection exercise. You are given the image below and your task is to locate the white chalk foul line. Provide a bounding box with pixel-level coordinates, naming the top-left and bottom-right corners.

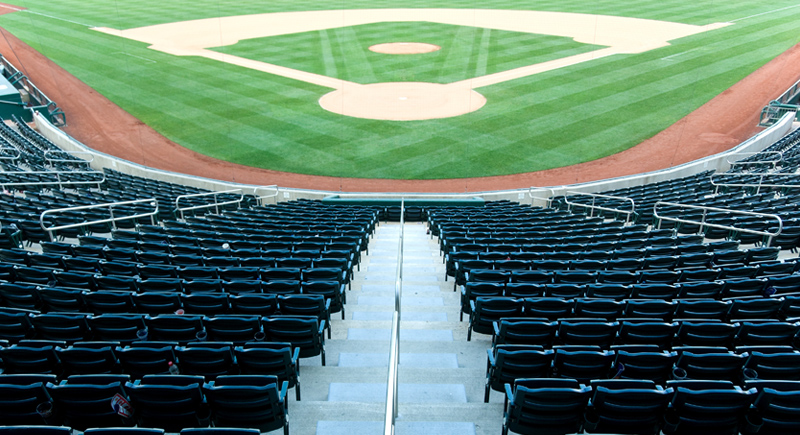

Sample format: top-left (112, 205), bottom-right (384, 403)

top-left (18, 9), bottom-right (93, 27)
top-left (730, 4), bottom-right (800, 23)
top-left (660, 47), bottom-right (702, 61)
top-left (113, 52), bottom-right (157, 63)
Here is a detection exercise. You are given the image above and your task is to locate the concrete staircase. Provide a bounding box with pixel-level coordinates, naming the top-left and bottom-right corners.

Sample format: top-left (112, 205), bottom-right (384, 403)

top-left (287, 221), bottom-right (505, 435)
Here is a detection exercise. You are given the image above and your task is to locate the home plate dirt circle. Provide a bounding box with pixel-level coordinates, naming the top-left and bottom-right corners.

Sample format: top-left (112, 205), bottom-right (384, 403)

top-left (319, 82), bottom-right (487, 121)
top-left (369, 42), bottom-right (441, 55)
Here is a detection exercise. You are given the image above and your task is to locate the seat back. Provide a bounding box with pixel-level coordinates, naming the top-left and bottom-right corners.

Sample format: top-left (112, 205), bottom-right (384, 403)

top-left (504, 379), bottom-right (591, 435)
top-left (202, 375), bottom-right (287, 432)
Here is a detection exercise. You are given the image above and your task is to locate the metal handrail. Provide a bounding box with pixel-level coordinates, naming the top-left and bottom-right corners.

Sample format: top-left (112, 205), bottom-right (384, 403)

top-left (726, 151), bottom-right (783, 169)
top-left (710, 172), bottom-right (800, 195)
top-left (528, 187), bottom-right (557, 207)
top-left (253, 185), bottom-right (279, 206)
top-left (174, 189), bottom-right (244, 219)
top-left (0, 170), bottom-right (105, 189)
top-left (564, 191), bottom-right (636, 224)
top-left (39, 198), bottom-right (158, 242)
top-left (653, 201), bottom-right (783, 246)
top-left (43, 149), bottom-right (94, 164)
top-left (384, 199), bottom-right (404, 435)
top-left (0, 146), bottom-right (20, 161)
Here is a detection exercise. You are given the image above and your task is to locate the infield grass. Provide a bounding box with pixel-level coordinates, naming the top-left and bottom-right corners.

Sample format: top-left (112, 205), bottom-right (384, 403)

top-left (211, 22), bottom-right (604, 84)
top-left (0, 1), bottom-right (798, 179)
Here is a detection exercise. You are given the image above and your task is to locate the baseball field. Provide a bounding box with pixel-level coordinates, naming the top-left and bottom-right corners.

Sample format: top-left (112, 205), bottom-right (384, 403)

top-left (0, 0), bottom-right (798, 181)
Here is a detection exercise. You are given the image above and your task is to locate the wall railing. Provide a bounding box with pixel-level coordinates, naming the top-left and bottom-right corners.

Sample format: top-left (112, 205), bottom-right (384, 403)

top-left (174, 189), bottom-right (244, 220)
top-left (653, 201), bottom-right (783, 246)
top-left (40, 198), bottom-right (158, 242)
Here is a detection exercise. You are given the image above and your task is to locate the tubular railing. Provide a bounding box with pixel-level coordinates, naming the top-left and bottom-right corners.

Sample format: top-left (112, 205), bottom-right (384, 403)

top-left (44, 149), bottom-right (93, 164)
top-left (39, 198), bottom-right (159, 242)
top-left (710, 172), bottom-right (800, 195)
top-left (0, 54), bottom-right (66, 126)
top-left (0, 147), bottom-right (20, 161)
top-left (384, 199), bottom-right (404, 435)
top-left (726, 151), bottom-right (783, 170)
top-left (174, 189), bottom-right (244, 220)
top-left (653, 201), bottom-right (783, 246)
top-left (0, 170), bottom-right (105, 189)
top-left (528, 187), bottom-right (557, 207)
top-left (564, 191), bottom-right (636, 223)
top-left (254, 185), bottom-right (279, 206)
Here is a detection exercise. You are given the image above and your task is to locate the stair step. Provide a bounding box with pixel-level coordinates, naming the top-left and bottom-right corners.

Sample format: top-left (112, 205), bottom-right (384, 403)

top-left (317, 420), bottom-right (476, 435)
top-left (338, 353), bottom-right (459, 368)
top-left (352, 311), bottom-right (448, 321)
top-left (328, 382), bottom-right (467, 403)
top-left (347, 328), bottom-right (453, 341)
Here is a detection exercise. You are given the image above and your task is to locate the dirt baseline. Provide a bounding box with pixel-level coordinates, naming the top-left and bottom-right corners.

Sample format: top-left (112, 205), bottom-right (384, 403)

top-left (0, 10), bottom-right (799, 192)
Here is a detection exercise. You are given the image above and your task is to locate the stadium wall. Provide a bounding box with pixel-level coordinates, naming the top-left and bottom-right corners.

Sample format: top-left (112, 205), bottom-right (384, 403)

top-left (33, 111), bottom-right (797, 204)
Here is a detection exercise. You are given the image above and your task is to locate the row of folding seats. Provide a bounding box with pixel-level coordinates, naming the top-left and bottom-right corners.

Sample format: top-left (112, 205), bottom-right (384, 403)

top-left (2, 265), bottom-right (348, 291)
top-left (113, 226), bottom-right (366, 246)
top-left (445, 245), bottom-right (746, 278)
top-left (486, 344), bottom-right (800, 398)
top-left (456, 256), bottom-right (784, 289)
top-left (93, 232), bottom-right (364, 252)
top-left (430, 208), bottom-right (600, 227)
top-left (453, 244), bottom-right (773, 269)
top-left (32, 247), bottom-right (356, 274)
top-left (0, 341), bottom-right (301, 390)
top-left (0, 312), bottom-right (326, 356)
top-left (0, 373), bottom-right (288, 433)
top-left (0, 281), bottom-right (347, 318)
top-left (439, 224), bottom-right (637, 249)
top-left (74, 236), bottom-right (363, 260)
top-left (201, 212), bottom-right (378, 232)
top-left (441, 232), bottom-right (702, 257)
top-left (189, 210), bottom-right (377, 234)
top-left (0, 280), bottom-right (347, 314)
top-left (9, 246), bottom-right (355, 269)
top-left (445, 239), bottom-right (754, 272)
top-left (461, 294), bottom-right (797, 323)
top-left (0, 428), bottom-right (260, 435)
top-left (4, 250), bottom-right (351, 280)
top-left (468, 301), bottom-right (800, 348)
top-left (462, 275), bottom-right (798, 301)
top-left (454, 243), bottom-right (776, 266)
top-left (501, 378), bottom-right (797, 435)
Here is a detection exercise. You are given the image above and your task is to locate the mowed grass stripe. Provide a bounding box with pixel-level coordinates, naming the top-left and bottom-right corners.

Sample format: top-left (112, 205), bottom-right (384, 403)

top-left (333, 26), bottom-right (377, 83)
top-left (318, 30), bottom-right (338, 78)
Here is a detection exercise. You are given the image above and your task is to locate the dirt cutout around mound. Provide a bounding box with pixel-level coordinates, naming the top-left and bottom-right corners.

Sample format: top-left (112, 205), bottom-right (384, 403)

top-left (0, 7), bottom-right (798, 191)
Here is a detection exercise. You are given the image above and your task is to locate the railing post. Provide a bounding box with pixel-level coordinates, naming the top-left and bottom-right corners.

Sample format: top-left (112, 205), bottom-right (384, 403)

top-left (109, 205), bottom-right (117, 230)
top-left (699, 209), bottom-right (708, 236)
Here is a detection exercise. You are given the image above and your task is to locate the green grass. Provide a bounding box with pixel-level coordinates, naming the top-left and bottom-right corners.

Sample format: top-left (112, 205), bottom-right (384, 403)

top-left (0, 1), bottom-right (798, 179)
top-left (211, 21), bottom-right (604, 84)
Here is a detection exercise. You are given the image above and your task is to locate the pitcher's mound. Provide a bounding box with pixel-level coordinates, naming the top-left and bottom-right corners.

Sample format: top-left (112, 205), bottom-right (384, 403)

top-left (319, 82), bottom-right (486, 121)
top-left (369, 42), bottom-right (441, 55)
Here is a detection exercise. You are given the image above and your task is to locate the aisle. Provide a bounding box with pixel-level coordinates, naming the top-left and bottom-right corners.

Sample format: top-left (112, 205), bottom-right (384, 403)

top-left (292, 221), bottom-right (503, 435)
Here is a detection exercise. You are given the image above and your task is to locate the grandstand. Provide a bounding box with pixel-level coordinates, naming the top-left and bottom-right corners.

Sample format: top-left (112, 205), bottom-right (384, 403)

top-left (1, 2), bottom-right (800, 435)
top-left (0, 105), bottom-right (798, 434)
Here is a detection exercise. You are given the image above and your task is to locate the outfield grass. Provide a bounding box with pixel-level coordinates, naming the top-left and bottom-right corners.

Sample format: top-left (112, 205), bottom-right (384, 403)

top-left (0, 1), bottom-right (798, 179)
